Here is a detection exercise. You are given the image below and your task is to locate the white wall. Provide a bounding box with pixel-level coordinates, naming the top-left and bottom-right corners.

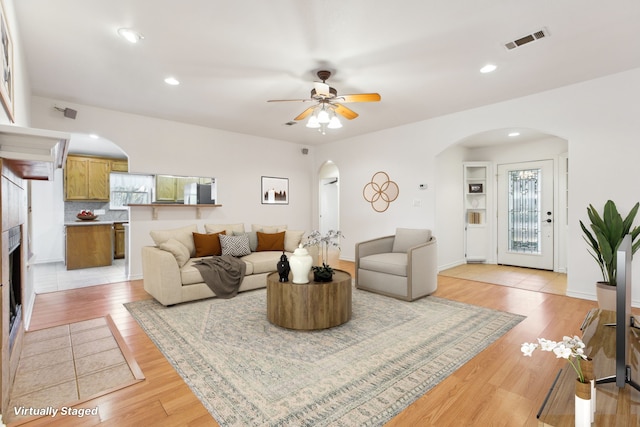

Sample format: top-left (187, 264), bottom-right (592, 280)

top-left (315, 67), bottom-right (640, 305)
top-left (28, 96), bottom-right (315, 279)
top-left (2, 0), bottom-right (37, 327)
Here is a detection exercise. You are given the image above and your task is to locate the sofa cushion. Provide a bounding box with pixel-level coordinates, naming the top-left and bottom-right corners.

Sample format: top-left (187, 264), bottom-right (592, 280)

top-left (193, 231), bottom-right (225, 257)
top-left (284, 230), bottom-right (305, 252)
top-left (220, 234), bottom-right (251, 257)
top-left (392, 228), bottom-right (432, 253)
top-left (359, 253), bottom-right (408, 277)
top-left (204, 223), bottom-right (245, 235)
top-left (158, 238), bottom-right (191, 267)
top-left (256, 231), bottom-right (285, 251)
top-left (251, 224), bottom-right (287, 233)
top-left (150, 224), bottom-right (198, 257)
top-left (233, 231), bottom-right (258, 252)
top-left (241, 251), bottom-right (283, 274)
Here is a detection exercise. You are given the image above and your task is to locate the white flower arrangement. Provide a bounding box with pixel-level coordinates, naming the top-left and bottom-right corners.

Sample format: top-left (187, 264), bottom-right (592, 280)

top-left (304, 230), bottom-right (344, 266)
top-left (521, 335), bottom-right (588, 383)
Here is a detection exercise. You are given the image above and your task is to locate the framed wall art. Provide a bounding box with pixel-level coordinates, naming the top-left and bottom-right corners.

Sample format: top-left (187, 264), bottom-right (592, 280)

top-left (0, 1), bottom-right (13, 122)
top-left (261, 176), bottom-right (288, 205)
top-left (468, 183), bottom-right (483, 194)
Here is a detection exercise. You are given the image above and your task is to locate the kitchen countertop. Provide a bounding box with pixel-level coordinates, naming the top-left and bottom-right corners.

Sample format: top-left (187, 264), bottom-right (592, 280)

top-left (64, 220), bottom-right (128, 226)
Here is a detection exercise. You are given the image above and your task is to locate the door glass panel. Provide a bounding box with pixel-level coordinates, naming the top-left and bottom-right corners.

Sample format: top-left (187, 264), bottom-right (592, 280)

top-left (508, 168), bottom-right (541, 254)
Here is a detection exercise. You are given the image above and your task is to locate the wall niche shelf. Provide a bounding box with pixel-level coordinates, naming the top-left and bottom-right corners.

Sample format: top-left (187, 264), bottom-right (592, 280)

top-left (463, 162), bottom-right (491, 263)
top-left (127, 203), bottom-right (221, 220)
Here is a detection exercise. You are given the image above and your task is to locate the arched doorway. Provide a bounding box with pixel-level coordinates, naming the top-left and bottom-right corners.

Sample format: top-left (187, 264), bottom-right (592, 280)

top-left (436, 127), bottom-right (568, 275)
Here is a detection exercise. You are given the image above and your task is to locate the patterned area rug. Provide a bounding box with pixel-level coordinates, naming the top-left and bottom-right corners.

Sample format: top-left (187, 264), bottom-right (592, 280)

top-left (126, 288), bottom-right (524, 426)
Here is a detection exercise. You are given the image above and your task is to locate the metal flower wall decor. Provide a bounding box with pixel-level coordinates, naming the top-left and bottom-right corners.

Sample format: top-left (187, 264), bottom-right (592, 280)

top-left (363, 171), bottom-right (399, 212)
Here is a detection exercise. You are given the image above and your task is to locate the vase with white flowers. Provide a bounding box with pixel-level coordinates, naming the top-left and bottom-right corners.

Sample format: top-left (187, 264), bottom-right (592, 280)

top-left (521, 335), bottom-right (594, 426)
top-left (304, 230), bottom-right (344, 282)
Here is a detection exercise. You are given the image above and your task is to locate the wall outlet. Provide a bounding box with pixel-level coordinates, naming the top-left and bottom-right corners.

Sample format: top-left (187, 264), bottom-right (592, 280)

top-left (94, 209), bottom-right (106, 215)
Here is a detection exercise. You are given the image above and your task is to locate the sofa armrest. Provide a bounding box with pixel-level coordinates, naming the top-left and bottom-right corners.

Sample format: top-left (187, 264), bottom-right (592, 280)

top-left (142, 246), bottom-right (184, 306)
top-left (407, 237), bottom-right (438, 298)
top-left (355, 235), bottom-right (395, 271)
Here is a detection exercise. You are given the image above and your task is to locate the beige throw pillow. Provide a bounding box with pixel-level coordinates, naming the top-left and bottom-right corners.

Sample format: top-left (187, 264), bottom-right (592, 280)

top-left (158, 238), bottom-right (190, 267)
top-left (251, 224), bottom-right (288, 233)
top-left (204, 223), bottom-right (245, 235)
top-left (284, 230), bottom-right (305, 252)
top-left (150, 224), bottom-right (198, 257)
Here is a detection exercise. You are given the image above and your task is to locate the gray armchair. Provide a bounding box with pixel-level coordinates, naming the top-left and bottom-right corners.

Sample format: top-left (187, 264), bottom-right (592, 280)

top-left (355, 228), bottom-right (437, 301)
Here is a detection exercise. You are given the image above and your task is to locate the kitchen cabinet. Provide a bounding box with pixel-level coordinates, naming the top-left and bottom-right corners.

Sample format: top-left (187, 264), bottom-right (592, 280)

top-left (113, 222), bottom-right (126, 259)
top-left (64, 155), bottom-right (111, 201)
top-left (110, 159), bottom-right (128, 172)
top-left (155, 175), bottom-right (208, 202)
top-left (66, 223), bottom-right (113, 270)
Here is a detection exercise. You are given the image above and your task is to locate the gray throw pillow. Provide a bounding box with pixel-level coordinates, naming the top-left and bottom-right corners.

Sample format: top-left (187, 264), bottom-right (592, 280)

top-left (220, 234), bottom-right (251, 257)
top-left (233, 231), bottom-right (258, 252)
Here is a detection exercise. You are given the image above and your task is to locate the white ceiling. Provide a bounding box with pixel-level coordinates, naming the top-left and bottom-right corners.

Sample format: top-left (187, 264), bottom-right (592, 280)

top-left (13, 0), bottom-right (640, 148)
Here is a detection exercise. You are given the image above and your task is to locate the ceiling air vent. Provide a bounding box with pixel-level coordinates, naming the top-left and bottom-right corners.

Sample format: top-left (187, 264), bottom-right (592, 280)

top-left (504, 27), bottom-right (549, 50)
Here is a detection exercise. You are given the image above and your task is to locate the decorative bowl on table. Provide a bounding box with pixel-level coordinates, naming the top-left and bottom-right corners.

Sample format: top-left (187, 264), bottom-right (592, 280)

top-left (77, 211), bottom-right (98, 221)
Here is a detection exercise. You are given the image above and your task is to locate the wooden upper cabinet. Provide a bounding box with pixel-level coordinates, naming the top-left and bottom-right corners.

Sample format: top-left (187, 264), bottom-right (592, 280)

top-left (155, 175), bottom-right (177, 201)
top-left (111, 159), bottom-right (128, 172)
top-left (64, 155), bottom-right (111, 201)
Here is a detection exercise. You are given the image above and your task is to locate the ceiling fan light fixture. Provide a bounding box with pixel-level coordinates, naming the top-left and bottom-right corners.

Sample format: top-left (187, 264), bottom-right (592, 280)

top-left (317, 109), bottom-right (330, 124)
top-left (306, 115), bottom-right (320, 128)
top-left (327, 116), bottom-right (342, 129)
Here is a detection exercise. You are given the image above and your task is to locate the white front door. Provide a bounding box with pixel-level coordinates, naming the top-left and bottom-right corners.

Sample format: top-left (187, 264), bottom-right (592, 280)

top-left (497, 160), bottom-right (554, 270)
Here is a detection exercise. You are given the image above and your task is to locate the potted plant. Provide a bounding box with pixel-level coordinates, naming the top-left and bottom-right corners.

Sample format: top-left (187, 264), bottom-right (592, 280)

top-left (304, 230), bottom-right (344, 282)
top-left (579, 200), bottom-right (640, 309)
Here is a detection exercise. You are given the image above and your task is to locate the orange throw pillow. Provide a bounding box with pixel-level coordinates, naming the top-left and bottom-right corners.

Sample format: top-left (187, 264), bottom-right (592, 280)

top-left (256, 231), bottom-right (285, 252)
top-left (193, 231), bottom-right (226, 257)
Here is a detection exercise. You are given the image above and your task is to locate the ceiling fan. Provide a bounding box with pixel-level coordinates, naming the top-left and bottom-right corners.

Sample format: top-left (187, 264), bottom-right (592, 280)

top-left (267, 70), bottom-right (381, 129)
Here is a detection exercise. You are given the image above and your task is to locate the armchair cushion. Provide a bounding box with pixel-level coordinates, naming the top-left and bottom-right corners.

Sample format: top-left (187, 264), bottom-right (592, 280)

top-left (392, 228), bottom-right (432, 253)
top-left (359, 253), bottom-right (408, 276)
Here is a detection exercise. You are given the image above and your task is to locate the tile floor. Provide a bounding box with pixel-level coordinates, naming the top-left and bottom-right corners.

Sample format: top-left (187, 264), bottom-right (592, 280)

top-left (31, 259), bottom-right (127, 293)
top-left (439, 263), bottom-right (567, 295)
top-left (7, 317), bottom-right (138, 424)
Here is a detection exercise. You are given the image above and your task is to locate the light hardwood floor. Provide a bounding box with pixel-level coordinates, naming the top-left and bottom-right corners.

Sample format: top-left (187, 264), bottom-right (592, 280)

top-left (13, 262), bottom-right (631, 426)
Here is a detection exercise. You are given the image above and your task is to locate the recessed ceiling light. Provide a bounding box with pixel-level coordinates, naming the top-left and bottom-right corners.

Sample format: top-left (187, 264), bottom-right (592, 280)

top-left (480, 64), bottom-right (497, 74)
top-left (164, 77), bottom-right (180, 86)
top-left (89, 134), bottom-right (99, 139)
top-left (117, 28), bottom-right (144, 44)
top-left (508, 132), bottom-right (520, 137)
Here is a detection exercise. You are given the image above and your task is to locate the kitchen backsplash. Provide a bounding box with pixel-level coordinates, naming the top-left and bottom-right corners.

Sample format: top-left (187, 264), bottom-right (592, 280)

top-left (65, 201), bottom-right (129, 222)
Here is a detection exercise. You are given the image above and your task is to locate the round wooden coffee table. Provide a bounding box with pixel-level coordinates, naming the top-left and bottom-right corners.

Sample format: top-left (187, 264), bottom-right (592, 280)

top-left (266, 269), bottom-right (352, 330)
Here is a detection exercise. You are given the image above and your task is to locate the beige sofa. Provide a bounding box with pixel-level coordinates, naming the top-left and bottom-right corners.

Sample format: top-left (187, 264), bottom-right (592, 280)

top-left (142, 223), bottom-right (315, 306)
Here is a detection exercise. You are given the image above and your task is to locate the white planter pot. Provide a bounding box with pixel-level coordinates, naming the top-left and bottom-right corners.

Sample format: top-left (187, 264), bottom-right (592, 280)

top-left (596, 282), bottom-right (616, 311)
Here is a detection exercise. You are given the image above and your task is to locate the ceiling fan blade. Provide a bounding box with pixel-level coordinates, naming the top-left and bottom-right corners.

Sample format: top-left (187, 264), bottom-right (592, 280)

top-left (339, 93), bottom-right (381, 103)
top-left (334, 103), bottom-right (359, 120)
top-left (314, 82), bottom-right (331, 96)
top-left (294, 106), bottom-right (315, 121)
top-left (267, 98), bottom-right (313, 103)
